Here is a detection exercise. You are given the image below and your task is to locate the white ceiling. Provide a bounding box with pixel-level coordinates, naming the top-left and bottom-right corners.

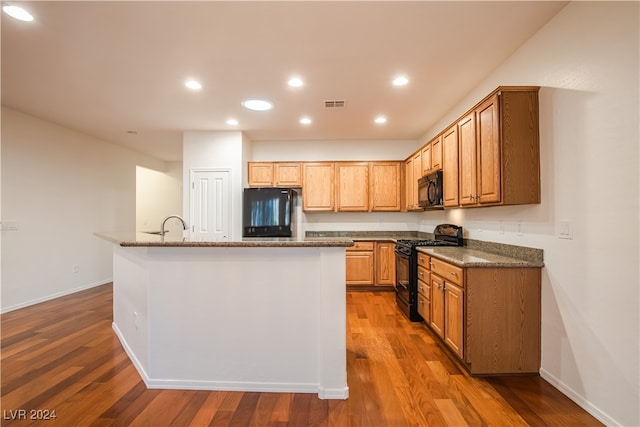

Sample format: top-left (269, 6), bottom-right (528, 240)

top-left (1, 1), bottom-right (567, 162)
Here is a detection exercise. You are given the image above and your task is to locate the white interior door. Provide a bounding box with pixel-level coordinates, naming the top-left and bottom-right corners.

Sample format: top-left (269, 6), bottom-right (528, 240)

top-left (190, 169), bottom-right (231, 241)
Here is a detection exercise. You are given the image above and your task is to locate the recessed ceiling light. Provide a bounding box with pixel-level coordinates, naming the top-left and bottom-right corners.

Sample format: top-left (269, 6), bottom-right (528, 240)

top-left (392, 76), bottom-right (409, 86)
top-left (226, 119), bottom-right (239, 126)
top-left (242, 98), bottom-right (274, 112)
top-left (185, 79), bottom-right (202, 90)
top-left (299, 117), bottom-right (312, 125)
top-left (374, 116), bottom-right (387, 124)
top-left (288, 77), bottom-right (304, 87)
top-left (3, 5), bottom-right (34, 22)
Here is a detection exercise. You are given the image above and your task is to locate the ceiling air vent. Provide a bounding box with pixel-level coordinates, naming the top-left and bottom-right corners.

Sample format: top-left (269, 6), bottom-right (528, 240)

top-left (324, 100), bottom-right (346, 109)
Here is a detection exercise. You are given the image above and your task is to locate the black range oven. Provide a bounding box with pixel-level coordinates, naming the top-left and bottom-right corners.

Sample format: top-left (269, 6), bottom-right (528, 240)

top-left (394, 224), bottom-right (463, 322)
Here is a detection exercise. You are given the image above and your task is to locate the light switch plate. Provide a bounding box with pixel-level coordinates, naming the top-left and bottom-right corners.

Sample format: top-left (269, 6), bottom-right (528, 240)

top-left (1, 220), bottom-right (18, 231)
top-left (558, 221), bottom-right (573, 239)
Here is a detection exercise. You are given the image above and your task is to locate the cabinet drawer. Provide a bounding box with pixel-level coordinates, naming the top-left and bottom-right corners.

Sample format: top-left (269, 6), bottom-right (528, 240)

top-left (347, 241), bottom-right (375, 252)
top-left (417, 266), bottom-right (430, 286)
top-left (417, 278), bottom-right (430, 299)
top-left (417, 252), bottom-right (431, 269)
top-left (431, 258), bottom-right (463, 287)
top-left (417, 293), bottom-right (430, 323)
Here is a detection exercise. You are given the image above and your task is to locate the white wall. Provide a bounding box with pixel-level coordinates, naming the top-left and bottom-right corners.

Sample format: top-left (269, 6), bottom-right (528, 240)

top-left (136, 163), bottom-right (182, 236)
top-left (182, 131), bottom-right (249, 241)
top-left (416, 3), bottom-right (638, 425)
top-left (0, 106), bottom-right (169, 312)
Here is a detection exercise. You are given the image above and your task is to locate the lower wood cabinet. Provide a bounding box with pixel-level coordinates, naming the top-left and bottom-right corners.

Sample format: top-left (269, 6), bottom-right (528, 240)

top-left (424, 253), bottom-right (541, 375)
top-left (346, 241), bottom-right (396, 287)
top-left (416, 253), bottom-right (431, 323)
top-left (375, 241), bottom-right (396, 285)
top-left (345, 241), bottom-right (375, 285)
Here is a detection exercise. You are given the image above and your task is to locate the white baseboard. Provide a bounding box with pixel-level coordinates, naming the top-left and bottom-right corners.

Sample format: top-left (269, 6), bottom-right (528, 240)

top-left (1, 279), bottom-right (113, 314)
top-left (112, 322), bottom-right (346, 399)
top-left (540, 368), bottom-right (618, 426)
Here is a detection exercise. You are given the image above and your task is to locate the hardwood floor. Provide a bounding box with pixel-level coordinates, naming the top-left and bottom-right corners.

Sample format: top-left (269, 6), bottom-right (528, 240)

top-left (1, 284), bottom-right (602, 426)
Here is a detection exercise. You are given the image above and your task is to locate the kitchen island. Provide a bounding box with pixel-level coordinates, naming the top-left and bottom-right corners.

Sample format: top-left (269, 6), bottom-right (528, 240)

top-left (95, 232), bottom-right (353, 399)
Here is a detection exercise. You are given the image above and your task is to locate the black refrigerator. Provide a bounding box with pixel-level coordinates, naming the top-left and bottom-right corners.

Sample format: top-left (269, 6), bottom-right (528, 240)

top-left (242, 188), bottom-right (297, 237)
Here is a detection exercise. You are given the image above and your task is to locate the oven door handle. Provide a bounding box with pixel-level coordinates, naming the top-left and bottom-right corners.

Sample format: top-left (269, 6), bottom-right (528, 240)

top-left (397, 280), bottom-right (410, 289)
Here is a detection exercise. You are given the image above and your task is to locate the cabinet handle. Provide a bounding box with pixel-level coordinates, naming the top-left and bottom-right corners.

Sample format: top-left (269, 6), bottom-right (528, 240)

top-left (451, 272), bottom-right (457, 276)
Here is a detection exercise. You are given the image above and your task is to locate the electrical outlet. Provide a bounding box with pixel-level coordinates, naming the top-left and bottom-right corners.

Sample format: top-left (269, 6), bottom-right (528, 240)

top-left (1, 220), bottom-right (18, 231)
top-left (498, 222), bottom-right (504, 234)
top-left (517, 221), bottom-right (524, 236)
top-left (72, 264), bottom-right (79, 273)
top-left (558, 221), bottom-right (573, 239)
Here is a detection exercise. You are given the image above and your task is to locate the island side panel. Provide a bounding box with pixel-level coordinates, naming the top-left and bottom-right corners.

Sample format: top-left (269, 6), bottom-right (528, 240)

top-left (318, 247), bottom-right (349, 399)
top-left (112, 246), bottom-right (151, 378)
top-left (111, 245), bottom-right (348, 398)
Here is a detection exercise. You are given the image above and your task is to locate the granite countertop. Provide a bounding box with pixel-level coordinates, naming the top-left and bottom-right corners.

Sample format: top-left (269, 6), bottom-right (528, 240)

top-left (95, 231), bottom-right (543, 267)
top-left (94, 232), bottom-right (354, 248)
top-left (306, 231), bottom-right (544, 268)
top-left (416, 246), bottom-right (543, 268)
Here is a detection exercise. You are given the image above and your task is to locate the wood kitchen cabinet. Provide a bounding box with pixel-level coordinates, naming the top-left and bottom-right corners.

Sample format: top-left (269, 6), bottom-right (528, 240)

top-left (248, 162), bottom-right (274, 187)
top-left (302, 162), bottom-right (335, 211)
top-left (369, 162), bottom-right (401, 211)
top-left (450, 87), bottom-right (541, 208)
top-left (346, 241), bottom-right (375, 285)
top-left (375, 241), bottom-right (396, 285)
top-left (442, 124), bottom-right (459, 207)
top-left (430, 257), bottom-right (463, 359)
top-left (426, 255), bottom-right (541, 374)
top-left (248, 162), bottom-right (302, 187)
top-left (421, 134), bottom-right (443, 175)
top-left (458, 112), bottom-right (477, 206)
top-left (416, 252), bottom-right (431, 323)
top-left (431, 135), bottom-right (442, 171)
top-left (405, 155), bottom-right (422, 211)
top-left (336, 162), bottom-right (369, 211)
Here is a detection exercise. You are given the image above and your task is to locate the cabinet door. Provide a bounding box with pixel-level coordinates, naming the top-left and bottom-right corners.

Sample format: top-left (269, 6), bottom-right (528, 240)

top-left (405, 158), bottom-right (414, 210)
top-left (346, 251), bottom-right (375, 285)
top-left (476, 94), bottom-right (501, 204)
top-left (431, 135), bottom-right (442, 171)
top-left (375, 242), bottom-right (396, 285)
top-left (248, 162), bottom-right (274, 187)
top-left (421, 143), bottom-right (432, 175)
top-left (274, 163), bottom-right (302, 187)
top-left (370, 162), bottom-right (401, 211)
top-left (302, 163), bottom-right (335, 211)
top-left (458, 113), bottom-right (477, 206)
top-left (336, 162), bottom-right (369, 211)
top-left (444, 283), bottom-right (464, 359)
top-left (430, 274), bottom-right (445, 338)
top-left (442, 125), bottom-right (459, 207)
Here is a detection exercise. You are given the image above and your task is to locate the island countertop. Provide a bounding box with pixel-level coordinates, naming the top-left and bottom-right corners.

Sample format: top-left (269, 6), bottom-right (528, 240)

top-left (94, 231), bottom-right (354, 248)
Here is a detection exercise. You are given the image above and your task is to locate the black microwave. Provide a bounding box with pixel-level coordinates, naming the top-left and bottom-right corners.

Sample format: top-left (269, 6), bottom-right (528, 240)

top-left (418, 170), bottom-right (444, 209)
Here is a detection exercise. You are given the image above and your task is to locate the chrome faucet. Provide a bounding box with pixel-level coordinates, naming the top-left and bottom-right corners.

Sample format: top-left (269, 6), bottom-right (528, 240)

top-left (161, 215), bottom-right (188, 238)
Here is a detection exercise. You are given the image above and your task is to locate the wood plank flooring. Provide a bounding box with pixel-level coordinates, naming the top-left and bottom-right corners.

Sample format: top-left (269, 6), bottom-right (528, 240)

top-left (1, 284), bottom-right (602, 426)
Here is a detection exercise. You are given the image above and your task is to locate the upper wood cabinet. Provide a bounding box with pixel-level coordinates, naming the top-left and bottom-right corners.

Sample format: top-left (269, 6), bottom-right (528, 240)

top-left (336, 162), bottom-right (369, 211)
top-left (421, 134), bottom-right (442, 175)
top-left (248, 162), bottom-right (275, 187)
top-left (302, 162), bottom-right (335, 211)
top-left (458, 112), bottom-right (477, 206)
top-left (431, 136), bottom-right (442, 171)
top-left (369, 162), bottom-right (401, 212)
top-left (421, 143), bottom-right (432, 175)
top-left (404, 156), bottom-right (422, 211)
top-left (274, 163), bottom-right (302, 187)
top-left (248, 162), bottom-right (302, 187)
top-left (442, 124), bottom-right (459, 207)
top-left (453, 87), bottom-right (540, 208)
